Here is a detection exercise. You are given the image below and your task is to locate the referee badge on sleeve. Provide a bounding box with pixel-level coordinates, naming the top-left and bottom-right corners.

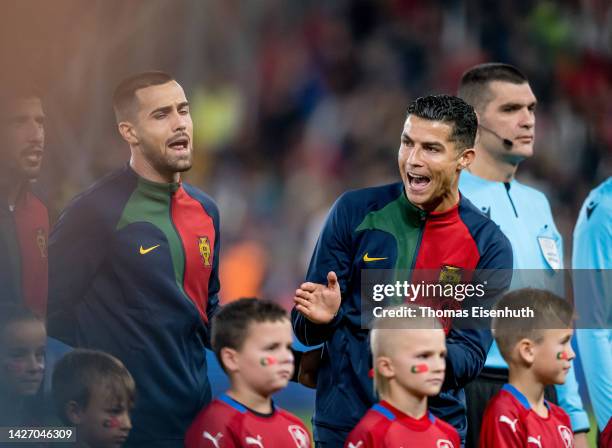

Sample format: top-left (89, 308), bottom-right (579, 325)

top-left (537, 236), bottom-right (560, 270)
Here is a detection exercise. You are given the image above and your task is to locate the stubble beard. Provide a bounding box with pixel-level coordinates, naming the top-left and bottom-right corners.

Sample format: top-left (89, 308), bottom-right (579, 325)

top-left (144, 144), bottom-right (194, 179)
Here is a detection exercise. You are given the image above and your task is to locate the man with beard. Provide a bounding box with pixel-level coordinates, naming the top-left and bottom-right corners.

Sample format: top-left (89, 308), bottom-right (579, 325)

top-left (48, 72), bottom-right (221, 448)
top-left (0, 85), bottom-right (48, 317)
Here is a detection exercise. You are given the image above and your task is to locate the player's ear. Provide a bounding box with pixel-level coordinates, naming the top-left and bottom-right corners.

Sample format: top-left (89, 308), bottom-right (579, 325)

top-left (220, 347), bottom-right (239, 373)
top-left (117, 121), bottom-right (138, 146)
top-left (65, 400), bottom-right (84, 425)
top-left (474, 110), bottom-right (483, 146)
top-left (517, 338), bottom-right (536, 365)
top-left (376, 356), bottom-right (394, 379)
top-left (458, 148), bottom-right (475, 171)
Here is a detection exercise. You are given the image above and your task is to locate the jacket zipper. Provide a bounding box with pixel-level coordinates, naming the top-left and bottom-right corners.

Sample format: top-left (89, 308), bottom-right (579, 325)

top-left (410, 211), bottom-right (427, 273)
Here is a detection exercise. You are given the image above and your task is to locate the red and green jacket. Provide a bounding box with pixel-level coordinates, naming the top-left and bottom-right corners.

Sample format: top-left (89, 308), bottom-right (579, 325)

top-left (292, 182), bottom-right (512, 443)
top-left (0, 183), bottom-right (48, 316)
top-left (48, 164), bottom-right (220, 447)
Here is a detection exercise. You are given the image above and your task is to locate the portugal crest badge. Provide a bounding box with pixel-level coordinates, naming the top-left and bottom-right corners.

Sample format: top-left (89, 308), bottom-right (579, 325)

top-left (439, 265), bottom-right (462, 284)
top-left (198, 236), bottom-right (211, 267)
top-left (36, 228), bottom-right (47, 258)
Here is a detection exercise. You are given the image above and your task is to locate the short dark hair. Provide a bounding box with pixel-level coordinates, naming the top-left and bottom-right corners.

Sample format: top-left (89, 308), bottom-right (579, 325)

top-left (52, 349), bottom-right (135, 425)
top-left (211, 298), bottom-right (288, 372)
top-left (0, 82), bottom-right (43, 115)
top-left (493, 288), bottom-right (574, 362)
top-left (458, 63), bottom-right (528, 111)
top-left (0, 305), bottom-right (43, 339)
top-left (406, 94), bottom-right (477, 151)
top-left (112, 71), bottom-right (174, 122)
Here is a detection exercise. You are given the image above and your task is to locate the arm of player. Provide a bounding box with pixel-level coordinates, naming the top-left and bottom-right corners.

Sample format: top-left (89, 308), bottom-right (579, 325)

top-left (204, 204), bottom-right (222, 345)
top-left (443, 328), bottom-right (491, 389)
top-left (575, 329), bottom-right (612, 431)
top-left (444, 231), bottom-right (513, 389)
top-left (292, 194), bottom-right (353, 346)
top-left (48, 198), bottom-right (108, 346)
top-left (292, 272), bottom-right (343, 346)
top-left (294, 271), bottom-right (341, 323)
top-left (572, 198), bottom-right (612, 433)
top-left (294, 346), bottom-right (323, 388)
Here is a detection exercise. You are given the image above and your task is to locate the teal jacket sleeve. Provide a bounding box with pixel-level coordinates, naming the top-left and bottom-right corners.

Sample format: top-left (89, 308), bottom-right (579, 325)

top-left (572, 179), bottom-right (612, 431)
top-left (291, 194), bottom-right (351, 346)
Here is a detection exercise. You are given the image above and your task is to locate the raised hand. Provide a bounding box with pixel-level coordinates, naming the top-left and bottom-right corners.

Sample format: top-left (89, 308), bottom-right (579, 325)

top-left (294, 271), bottom-right (341, 324)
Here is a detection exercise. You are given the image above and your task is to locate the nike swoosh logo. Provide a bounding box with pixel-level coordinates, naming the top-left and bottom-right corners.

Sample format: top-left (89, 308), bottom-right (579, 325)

top-left (139, 244), bottom-right (160, 255)
top-left (363, 253), bottom-right (388, 262)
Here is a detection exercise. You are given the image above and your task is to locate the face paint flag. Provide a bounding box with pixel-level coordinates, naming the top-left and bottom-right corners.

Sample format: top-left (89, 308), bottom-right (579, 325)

top-left (260, 356), bottom-right (278, 366)
top-left (411, 363), bottom-right (429, 373)
top-left (556, 351), bottom-right (569, 360)
top-left (103, 417), bottom-right (120, 428)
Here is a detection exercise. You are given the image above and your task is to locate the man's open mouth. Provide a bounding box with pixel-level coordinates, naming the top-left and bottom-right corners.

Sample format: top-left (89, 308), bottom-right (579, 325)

top-left (168, 136), bottom-right (189, 150)
top-left (407, 173), bottom-right (431, 190)
top-left (22, 148), bottom-right (43, 164)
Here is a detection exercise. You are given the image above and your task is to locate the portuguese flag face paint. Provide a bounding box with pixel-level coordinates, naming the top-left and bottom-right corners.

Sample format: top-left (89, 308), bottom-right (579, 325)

top-left (260, 356), bottom-right (278, 366)
top-left (103, 417), bottom-right (120, 428)
top-left (411, 363), bottom-right (429, 374)
top-left (556, 351), bottom-right (570, 360)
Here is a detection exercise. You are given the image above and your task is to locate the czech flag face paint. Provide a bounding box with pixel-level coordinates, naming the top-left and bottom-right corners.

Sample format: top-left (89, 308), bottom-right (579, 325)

top-left (260, 356), bottom-right (278, 366)
top-left (410, 363), bottom-right (429, 374)
top-left (556, 351), bottom-right (570, 360)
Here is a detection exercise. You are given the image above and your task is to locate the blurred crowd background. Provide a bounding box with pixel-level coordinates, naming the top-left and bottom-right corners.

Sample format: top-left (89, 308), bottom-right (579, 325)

top-left (2, 0), bottom-right (611, 307)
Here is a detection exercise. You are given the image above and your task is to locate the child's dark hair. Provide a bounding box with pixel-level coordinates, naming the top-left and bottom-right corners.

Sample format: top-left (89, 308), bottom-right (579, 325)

top-left (51, 349), bottom-right (135, 425)
top-left (0, 305), bottom-right (44, 339)
top-left (493, 288), bottom-right (574, 361)
top-left (211, 298), bottom-right (288, 372)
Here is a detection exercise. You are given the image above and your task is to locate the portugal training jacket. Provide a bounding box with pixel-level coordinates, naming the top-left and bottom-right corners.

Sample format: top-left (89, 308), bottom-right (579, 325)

top-left (292, 182), bottom-right (512, 443)
top-left (48, 164), bottom-right (220, 447)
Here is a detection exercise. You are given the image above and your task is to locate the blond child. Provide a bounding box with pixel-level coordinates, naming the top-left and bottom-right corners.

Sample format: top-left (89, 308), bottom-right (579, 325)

top-left (345, 307), bottom-right (460, 448)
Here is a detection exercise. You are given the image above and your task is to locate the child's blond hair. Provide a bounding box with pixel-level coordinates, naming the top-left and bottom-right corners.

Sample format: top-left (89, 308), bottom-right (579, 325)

top-left (370, 306), bottom-right (443, 396)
